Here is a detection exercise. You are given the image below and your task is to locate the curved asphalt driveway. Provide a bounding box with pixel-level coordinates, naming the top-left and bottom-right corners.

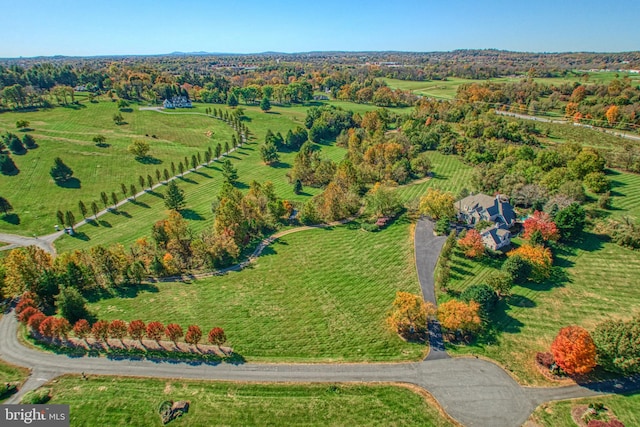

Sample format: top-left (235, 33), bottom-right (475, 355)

top-left (2, 312), bottom-right (636, 427)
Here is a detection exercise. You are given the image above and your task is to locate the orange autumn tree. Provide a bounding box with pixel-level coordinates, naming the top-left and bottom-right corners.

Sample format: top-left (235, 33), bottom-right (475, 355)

top-left (437, 300), bottom-right (482, 339)
top-left (551, 326), bottom-right (597, 375)
top-left (523, 211), bottom-right (560, 242)
top-left (387, 291), bottom-right (435, 338)
top-left (457, 229), bottom-right (485, 258)
top-left (507, 244), bottom-right (552, 281)
top-left (605, 105), bottom-right (620, 126)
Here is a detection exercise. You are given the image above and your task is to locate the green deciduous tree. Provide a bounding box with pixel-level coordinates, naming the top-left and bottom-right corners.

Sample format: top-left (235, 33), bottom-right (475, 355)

top-left (55, 286), bottom-right (91, 324)
top-left (128, 140), bottom-right (150, 158)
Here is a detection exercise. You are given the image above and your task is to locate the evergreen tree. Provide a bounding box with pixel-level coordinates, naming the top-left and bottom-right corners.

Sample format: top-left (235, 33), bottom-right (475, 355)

top-left (130, 184), bottom-right (137, 200)
top-left (215, 143), bottom-right (222, 159)
top-left (227, 93), bottom-right (238, 108)
top-left (50, 157), bottom-right (73, 183)
top-left (191, 155), bottom-right (197, 169)
top-left (111, 192), bottom-right (118, 208)
top-left (224, 140), bottom-right (230, 154)
top-left (147, 175), bottom-right (153, 189)
top-left (0, 154), bottom-right (18, 175)
top-left (260, 142), bottom-right (280, 165)
top-left (171, 161), bottom-right (176, 175)
top-left (178, 162), bottom-right (185, 176)
top-left (56, 286), bottom-right (91, 324)
top-left (56, 210), bottom-right (65, 225)
top-left (260, 96), bottom-right (271, 112)
top-left (293, 179), bottom-right (303, 195)
top-left (164, 181), bottom-right (186, 211)
top-left (163, 168), bottom-right (170, 181)
top-left (121, 183), bottom-right (128, 198)
top-left (221, 159), bottom-right (238, 184)
top-left (22, 134), bottom-right (37, 149)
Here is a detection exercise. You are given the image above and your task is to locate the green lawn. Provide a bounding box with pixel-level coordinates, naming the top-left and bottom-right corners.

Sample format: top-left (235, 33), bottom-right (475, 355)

top-left (441, 232), bottom-right (640, 385)
top-left (382, 72), bottom-right (640, 100)
top-left (530, 393), bottom-right (640, 427)
top-left (610, 170), bottom-right (640, 219)
top-left (0, 101), bottom-right (235, 235)
top-left (86, 217), bottom-right (426, 362)
top-left (44, 375), bottom-right (455, 427)
top-left (395, 152), bottom-right (474, 203)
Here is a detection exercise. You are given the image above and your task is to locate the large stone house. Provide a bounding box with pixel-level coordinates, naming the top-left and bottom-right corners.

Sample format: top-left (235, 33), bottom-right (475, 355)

top-left (163, 96), bottom-right (192, 109)
top-left (458, 193), bottom-right (516, 250)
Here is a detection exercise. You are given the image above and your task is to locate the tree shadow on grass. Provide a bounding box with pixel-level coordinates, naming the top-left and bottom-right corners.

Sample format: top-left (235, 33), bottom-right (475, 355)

top-left (56, 177), bottom-right (81, 189)
top-left (1, 213), bottom-right (20, 225)
top-left (271, 161), bottom-right (291, 169)
top-left (225, 155), bottom-right (241, 160)
top-left (98, 220), bottom-right (111, 227)
top-left (178, 176), bottom-right (197, 184)
top-left (180, 209), bottom-right (204, 221)
top-left (130, 199), bottom-right (150, 208)
top-left (146, 190), bottom-right (164, 198)
top-left (237, 145), bottom-right (255, 151)
top-left (86, 218), bottom-right (99, 227)
top-left (136, 156), bottom-right (162, 165)
top-left (70, 231), bottom-right (90, 241)
top-left (192, 170), bottom-right (211, 179)
top-left (86, 283), bottom-right (159, 303)
top-left (233, 181), bottom-right (249, 190)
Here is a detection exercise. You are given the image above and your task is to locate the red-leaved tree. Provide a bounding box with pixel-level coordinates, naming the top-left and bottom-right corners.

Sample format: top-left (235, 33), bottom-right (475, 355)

top-left (551, 326), bottom-right (597, 375)
top-left (165, 323), bottom-right (184, 347)
top-left (458, 229), bottom-right (485, 258)
top-left (27, 312), bottom-right (46, 334)
top-left (91, 320), bottom-right (110, 343)
top-left (39, 316), bottom-right (57, 340)
top-left (208, 327), bottom-right (226, 347)
top-left (109, 320), bottom-right (128, 344)
top-left (18, 307), bottom-right (40, 324)
top-left (185, 325), bottom-right (202, 349)
top-left (146, 321), bottom-right (165, 344)
top-left (52, 318), bottom-right (71, 341)
top-left (15, 297), bottom-right (38, 316)
top-left (127, 320), bottom-right (146, 343)
top-left (523, 211), bottom-right (560, 242)
top-left (73, 319), bottom-right (91, 342)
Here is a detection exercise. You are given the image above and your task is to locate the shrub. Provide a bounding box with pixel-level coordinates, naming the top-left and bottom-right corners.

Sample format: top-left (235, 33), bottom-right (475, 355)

top-left (128, 320), bottom-right (146, 342)
top-left (21, 388), bottom-right (51, 404)
top-left (73, 319), bottom-right (90, 340)
top-left (460, 284), bottom-right (498, 316)
top-left (185, 325), bottom-right (202, 347)
top-left (91, 320), bottom-right (110, 342)
top-left (535, 352), bottom-right (555, 369)
top-left (15, 297), bottom-right (37, 315)
top-left (501, 255), bottom-right (531, 284)
top-left (592, 316), bottom-right (640, 375)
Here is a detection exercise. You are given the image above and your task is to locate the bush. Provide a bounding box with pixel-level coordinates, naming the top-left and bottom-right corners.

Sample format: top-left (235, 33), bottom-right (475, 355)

top-left (21, 388), bottom-right (51, 404)
top-left (551, 326), bottom-right (597, 375)
top-left (592, 316), bottom-right (640, 375)
top-left (360, 222), bottom-right (379, 232)
top-left (0, 383), bottom-right (17, 400)
top-left (460, 284), bottom-right (498, 316)
top-left (501, 255), bottom-right (531, 284)
top-left (535, 351), bottom-right (555, 369)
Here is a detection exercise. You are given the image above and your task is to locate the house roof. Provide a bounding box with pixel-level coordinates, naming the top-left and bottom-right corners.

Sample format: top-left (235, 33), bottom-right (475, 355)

top-left (481, 226), bottom-right (509, 246)
top-left (459, 193), bottom-right (515, 226)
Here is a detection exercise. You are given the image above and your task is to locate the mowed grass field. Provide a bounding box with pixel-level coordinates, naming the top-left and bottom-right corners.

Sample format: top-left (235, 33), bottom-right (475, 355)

top-left (44, 375), bottom-right (456, 427)
top-left (440, 184), bottom-right (640, 385)
top-left (382, 71), bottom-right (640, 100)
top-left (0, 101), bottom-right (235, 235)
top-left (530, 393), bottom-right (640, 427)
top-left (53, 105), bottom-right (347, 253)
top-left (87, 217), bottom-right (426, 362)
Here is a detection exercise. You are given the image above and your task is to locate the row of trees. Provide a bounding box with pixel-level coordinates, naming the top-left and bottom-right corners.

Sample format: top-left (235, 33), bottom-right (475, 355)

top-left (16, 296), bottom-right (227, 350)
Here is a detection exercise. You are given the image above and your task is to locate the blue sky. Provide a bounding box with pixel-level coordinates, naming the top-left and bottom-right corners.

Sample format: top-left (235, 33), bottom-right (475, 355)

top-left (3, 0), bottom-right (639, 57)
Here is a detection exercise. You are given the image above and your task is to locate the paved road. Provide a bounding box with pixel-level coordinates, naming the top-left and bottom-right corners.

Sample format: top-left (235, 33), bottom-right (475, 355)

top-left (496, 110), bottom-right (640, 142)
top-left (3, 311), bottom-right (631, 427)
top-left (414, 218), bottom-right (448, 360)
